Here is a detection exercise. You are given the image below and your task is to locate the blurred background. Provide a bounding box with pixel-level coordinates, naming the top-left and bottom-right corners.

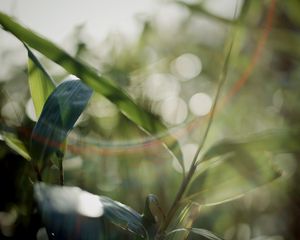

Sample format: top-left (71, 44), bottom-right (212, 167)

top-left (0, 0), bottom-right (300, 239)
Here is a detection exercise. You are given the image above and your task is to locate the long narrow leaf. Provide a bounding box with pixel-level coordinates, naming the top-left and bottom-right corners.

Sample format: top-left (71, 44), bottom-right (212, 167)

top-left (167, 227), bottom-right (223, 240)
top-left (34, 183), bottom-right (146, 238)
top-left (202, 129), bottom-right (298, 162)
top-left (184, 130), bottom-right (292, 206)
top-left (27, 46), bottom-right (56, 118)
top-left (30, 79), bottom-right (92, 170)
top-left (184, 149), bottom-right (281, 206)
top-left (2, 132), bottom-right (31, 160)
top-left (0, 12), bottom-right (184, 170)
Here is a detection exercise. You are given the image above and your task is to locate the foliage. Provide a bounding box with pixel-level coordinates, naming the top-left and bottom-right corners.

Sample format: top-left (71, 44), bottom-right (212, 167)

top-left (0, 0), bottom-right (299, 239)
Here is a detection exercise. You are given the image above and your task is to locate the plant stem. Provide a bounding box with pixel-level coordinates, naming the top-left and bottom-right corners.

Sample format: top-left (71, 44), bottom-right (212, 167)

top-left (55, 150), bottom-right (65, 186)
top-left (157, 39), bottom-right (234, 238)
top-left (157, 165), bottom-right (196, 237)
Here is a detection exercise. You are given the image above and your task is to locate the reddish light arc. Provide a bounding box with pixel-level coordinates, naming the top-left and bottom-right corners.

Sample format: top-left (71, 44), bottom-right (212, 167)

top-left (1, 0), bottom-right (277, 157)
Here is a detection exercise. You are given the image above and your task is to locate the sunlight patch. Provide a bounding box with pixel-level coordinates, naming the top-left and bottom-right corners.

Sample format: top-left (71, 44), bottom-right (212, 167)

top-left (77, 191), bottom-right (104, 218)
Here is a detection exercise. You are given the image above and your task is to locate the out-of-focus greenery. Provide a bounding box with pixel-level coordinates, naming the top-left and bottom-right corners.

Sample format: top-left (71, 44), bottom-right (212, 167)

top-left (0, 0), bottom-right (300, 239)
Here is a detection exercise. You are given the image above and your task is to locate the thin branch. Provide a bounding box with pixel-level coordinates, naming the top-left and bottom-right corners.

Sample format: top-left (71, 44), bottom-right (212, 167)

top-left (57, 151), bottom-right (64, 186)
top-left (157, 38), bottom-right (235, 238)
top-left (156, 1), bottom-right (277, 237)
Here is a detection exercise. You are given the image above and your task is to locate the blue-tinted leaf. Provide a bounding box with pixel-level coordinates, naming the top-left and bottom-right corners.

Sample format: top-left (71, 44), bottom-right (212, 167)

top-left (30, 79), bottom-right (92, 169)
top-left (101, 196), bottom-right (146, 236)
top-left (141, 194), bottom-right (165, 239)
top-left (34, 183), bottom-right (146, 239)
top-left (27, 46), bottom-right (56, 118)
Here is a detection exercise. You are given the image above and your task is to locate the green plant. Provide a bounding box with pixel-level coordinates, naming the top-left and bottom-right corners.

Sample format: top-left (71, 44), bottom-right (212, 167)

top-left (0, 1), bottom-right (298, 239)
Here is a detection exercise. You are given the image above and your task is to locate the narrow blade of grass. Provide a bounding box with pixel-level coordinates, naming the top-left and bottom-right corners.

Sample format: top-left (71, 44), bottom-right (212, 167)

top-left (184, 149), bottom-right (281, 206)
top-left (27, 46), bottom-right (56, 118)
top-left (0, 12), bottom-right (184, 170)
top-left (2, 132), bottom-right (31, 160)
top-left (202, 129), bottom-right (299, 162)
top-left (167, 227), bottom-right (223, 240)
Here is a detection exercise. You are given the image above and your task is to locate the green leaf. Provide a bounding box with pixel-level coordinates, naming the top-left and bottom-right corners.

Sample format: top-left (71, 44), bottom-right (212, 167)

top-left (184, 149), bottom-right (281, 206)
top-left (34, 183), bottom-right (146, 238)
top-left (142, 194), bottom-right (165, 226)
top-left (2, 132), bottom-right (31, 160)
top-left (0, 11), bottom-right (184, 170)
top-left (101, 196), bottom-right (146, 237)
top-left (30, 79), bottom-right (92, 170)
top-left (183, 129), bottom-right (296, 206)
top-left (141, 194), bottom-right (165, 239)
top-left (202, 129), bottom-right (299, 162)
top-left (27, 46), bottom-right (56, 118)
top-left (167, 227), bottom-right (223, 240)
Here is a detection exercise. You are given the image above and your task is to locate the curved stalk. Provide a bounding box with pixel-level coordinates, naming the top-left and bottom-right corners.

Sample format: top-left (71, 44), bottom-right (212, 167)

top-left (156, 39), bottom-right (234, 238)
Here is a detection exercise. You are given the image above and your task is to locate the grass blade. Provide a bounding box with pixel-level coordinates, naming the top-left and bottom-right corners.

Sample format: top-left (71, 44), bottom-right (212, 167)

top-left (167, 227), bottom-right (223, 240)
top-left (27, 46), bottom-right (56, 118)
top-left (0, 11), bottom-right (184, 170)
top-left (2, 132), bottom-right (31, 160)
top-left (184, 149), bottom-right (281, 206)
top-left (202, 129), bottom-right (299, 162)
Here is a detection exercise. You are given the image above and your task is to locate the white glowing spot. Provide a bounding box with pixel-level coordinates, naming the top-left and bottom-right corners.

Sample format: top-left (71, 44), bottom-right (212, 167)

top-left (189, 93), bottom-right (212, 116)
top-left (144, 73), bottom-right (180, 101)
top-left (160, 97), bottom-right (187, 125)
top-left (26, 98), bottom-right (37, 122)
top-left (173, 53), bottom-right (202, 80)
top-left (36, 185), bottom-right (104, 219)
top-left (63, 74), bottom-right (79, 81)
top-left (77, 192), bottom-right (104, 218)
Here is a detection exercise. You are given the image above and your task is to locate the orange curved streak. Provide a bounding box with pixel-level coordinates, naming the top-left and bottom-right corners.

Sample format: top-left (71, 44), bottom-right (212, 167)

top-left (1, 0), bottom-right (277, 157)
top-left (222, 0), bottom-right (277, 105)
